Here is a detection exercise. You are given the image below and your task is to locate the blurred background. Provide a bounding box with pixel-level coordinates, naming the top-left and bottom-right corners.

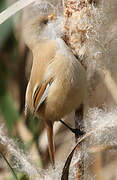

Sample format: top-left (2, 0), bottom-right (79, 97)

top-left (0, 0), bottom-right (117, 180)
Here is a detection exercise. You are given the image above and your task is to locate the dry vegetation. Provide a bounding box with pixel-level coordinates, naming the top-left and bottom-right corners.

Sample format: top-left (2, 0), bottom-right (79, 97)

top-left (0, 0), bottom-right (117, 179)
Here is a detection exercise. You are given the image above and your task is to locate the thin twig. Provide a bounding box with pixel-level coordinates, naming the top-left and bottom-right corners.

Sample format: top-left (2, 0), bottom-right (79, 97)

top-left (0, 0), bottom-right (36, 24)
top-left (0, 151), bottom-right (19, 180)
top-left (75, 104), bottom-right (84, 180)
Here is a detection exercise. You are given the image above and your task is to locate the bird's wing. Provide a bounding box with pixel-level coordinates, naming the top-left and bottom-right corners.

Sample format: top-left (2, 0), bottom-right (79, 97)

top-left (33, 77), bottom-right (53, 114)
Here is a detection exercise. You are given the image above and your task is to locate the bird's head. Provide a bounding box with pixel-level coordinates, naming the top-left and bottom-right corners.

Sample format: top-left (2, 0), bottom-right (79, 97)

top-left (23, 14), bottom-right (54, 49)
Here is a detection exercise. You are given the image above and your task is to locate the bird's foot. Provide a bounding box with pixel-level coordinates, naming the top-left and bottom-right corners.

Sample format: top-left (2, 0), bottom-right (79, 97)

top-left (60, 120), bottom-right (85, 138)
top-left (71, 128), bottom-right (85, 138)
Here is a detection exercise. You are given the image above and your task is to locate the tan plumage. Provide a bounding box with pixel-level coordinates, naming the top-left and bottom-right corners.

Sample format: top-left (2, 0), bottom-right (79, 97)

top-left (24, 15), bottom-right (86, 166)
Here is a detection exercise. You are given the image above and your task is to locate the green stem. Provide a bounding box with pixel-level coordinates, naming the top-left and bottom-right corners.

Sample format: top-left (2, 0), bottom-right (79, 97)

top-left (0, 151), bottom-right (19, 180)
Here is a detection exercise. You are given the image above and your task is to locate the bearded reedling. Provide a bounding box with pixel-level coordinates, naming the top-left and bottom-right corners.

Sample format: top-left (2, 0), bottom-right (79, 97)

top-left (24, 14), bottom-right (86, 166)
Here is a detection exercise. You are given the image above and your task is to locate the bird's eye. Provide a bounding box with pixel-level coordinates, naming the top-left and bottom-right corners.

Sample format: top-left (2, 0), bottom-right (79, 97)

top-left (43, 19), bottom-right (48, 24)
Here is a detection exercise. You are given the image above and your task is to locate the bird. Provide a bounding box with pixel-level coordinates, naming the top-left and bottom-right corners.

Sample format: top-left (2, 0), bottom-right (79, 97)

top-left (23, 14), bottom-right (86, 167)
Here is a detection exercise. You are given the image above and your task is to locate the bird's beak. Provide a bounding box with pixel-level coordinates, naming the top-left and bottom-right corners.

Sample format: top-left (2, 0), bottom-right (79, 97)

top-left (48, 14), bottom-right (54, 21)
top-left (45, 121), bottom-right (55, 167)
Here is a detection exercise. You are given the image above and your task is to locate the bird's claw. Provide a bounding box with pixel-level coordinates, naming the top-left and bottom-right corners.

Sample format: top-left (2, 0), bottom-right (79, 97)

top-left (60, 120), bottom-right (85, 138)
top-left (71, 128), bottom-right (85, 138)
